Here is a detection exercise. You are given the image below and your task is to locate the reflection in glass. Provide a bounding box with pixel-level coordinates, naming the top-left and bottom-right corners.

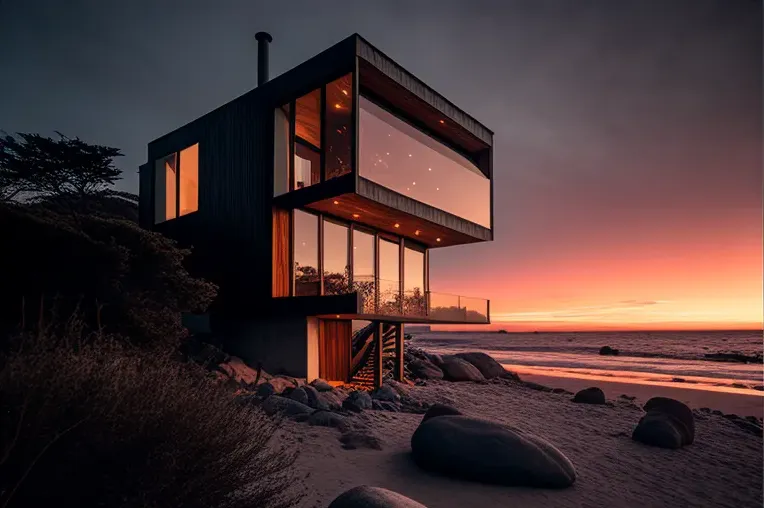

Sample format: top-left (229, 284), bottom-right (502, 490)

top-left (274, 104), bottom-right (290, 196)
top-left (378, 238), bottom-right (400, 314)
top-left (324, 73), bottom-right (353, 180)
top-left (358, 96), bottom-right (491, 227)
top-left (404, 246), bottom-right (426, 317)
top-left (178, 143), bottom-right (199, 216)
top-left (352, 229), bottom-right (376, 313)
top-left (323, 219), bottom-right (350, 295)
top-left (294, 143), bottom-right (320, 189)
top-left (295, 88), bottom-right (321, 148)
top-left (293, 210), bottom-right (319, 296)
top-left (154, 152), bottom-right (176, 223)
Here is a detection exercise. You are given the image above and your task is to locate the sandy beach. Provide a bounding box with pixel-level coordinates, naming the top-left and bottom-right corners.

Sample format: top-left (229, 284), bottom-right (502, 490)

top-left (288, 378), bottom-right (763, 508)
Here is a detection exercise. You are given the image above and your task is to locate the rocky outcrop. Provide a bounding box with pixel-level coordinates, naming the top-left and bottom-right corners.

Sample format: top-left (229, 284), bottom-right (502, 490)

top-left (599, 346), bottom-right (619, 356)
top-left (372, 384), bottom-right (401, 403)
top-left (572, 387), bottom-right (606, 405)
top-left (310, 378), bottom-right (334, 392)
top-left (408, 358), bottom-right (443, 380)
top-left (328, 486), bottom-right (427, 508)
top-left (288, 386), bottom-right (310, 405)
top-left (411, 415), bottom-right (576, 488)
top-left (632, 397), bottom-right (695, 449)
top-left (439, 357), bottom-right (485, 382)
top-left (343, 390), bottom-right (373, 412)
top-left (455, 352), bottom-right (506, 379)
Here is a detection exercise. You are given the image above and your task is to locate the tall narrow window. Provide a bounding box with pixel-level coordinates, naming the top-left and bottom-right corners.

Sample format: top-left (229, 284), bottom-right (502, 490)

top-left (352, 229), bottom-right (376, 313)
top-left (404, 245), bottom-right (426, 317)
top-left (293, 210), bottom-right (319, 296)
top-left (293, 88), bottom-right (321, 190)
top-left (274, 104), bottom-right (290, 196)
top-left (324, 73), bottom-right (352, 180)
top-left (179, 143), bottom-right (198, 216)
top-left (378, 238), bottom-right (400, 314)
top-left (323, 219), bottom-right (350, 295)
top-left (154, 153), bottom-right (177, 223)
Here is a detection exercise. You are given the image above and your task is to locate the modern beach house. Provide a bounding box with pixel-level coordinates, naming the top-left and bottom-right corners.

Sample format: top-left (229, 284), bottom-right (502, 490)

top-left (138, 33), bottom-right (494, 388)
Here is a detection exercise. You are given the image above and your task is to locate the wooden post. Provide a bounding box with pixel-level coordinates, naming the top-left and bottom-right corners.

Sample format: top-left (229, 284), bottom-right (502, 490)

top-left (395, 323), bottom-right (405, 381)
top-left (372, 322), bottom-right (384, 388)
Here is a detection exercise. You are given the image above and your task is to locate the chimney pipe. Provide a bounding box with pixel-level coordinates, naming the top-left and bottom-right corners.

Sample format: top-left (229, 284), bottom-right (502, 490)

top-left (255, 32), bottom-right (272, 86)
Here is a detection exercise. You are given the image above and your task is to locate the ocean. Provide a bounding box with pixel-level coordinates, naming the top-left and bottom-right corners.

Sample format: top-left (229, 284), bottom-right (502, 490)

top-left (409, 330), bottom-right (764, 394)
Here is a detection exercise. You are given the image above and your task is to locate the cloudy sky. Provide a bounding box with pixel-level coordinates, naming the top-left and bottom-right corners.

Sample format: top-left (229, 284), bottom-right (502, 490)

top-left (0, 0), bottom-right (761, 330)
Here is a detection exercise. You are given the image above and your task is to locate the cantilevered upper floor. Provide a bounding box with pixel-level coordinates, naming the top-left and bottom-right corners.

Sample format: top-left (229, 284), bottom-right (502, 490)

top-left (138, 33), bottom-right (494, 318)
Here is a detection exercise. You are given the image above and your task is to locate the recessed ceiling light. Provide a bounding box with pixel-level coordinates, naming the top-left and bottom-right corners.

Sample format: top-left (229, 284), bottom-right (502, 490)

top-left (415, 230), bottom-right (420, 236)
top-left (333, 200), bottom-right (339, 205)
top-left (342, 90), bottom-right (348, 95)
top-left (408, 154), bottom-right (412, 157)
top-left (394, 223), bottom-right (400, 228)
top-left (336, 314), bottom-right (340, 318)
top-left (436, 237), bottom-right (441, 242)
top-left (428, 167), bottom-right (432, 171)
top-left (412, 182), bottom-right (416, 185)
top-left (440, 119), bottom-right (445, 124)
top-left (352, 213), bottom-right (360, 218)
top-left (436, 187), bottom-right (440, 191)
top-left (334, 103), bottom-right (342, 109)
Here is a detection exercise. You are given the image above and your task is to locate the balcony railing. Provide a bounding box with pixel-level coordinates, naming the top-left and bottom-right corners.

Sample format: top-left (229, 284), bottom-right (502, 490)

top-left (351, 276), bottom-right (488, 323)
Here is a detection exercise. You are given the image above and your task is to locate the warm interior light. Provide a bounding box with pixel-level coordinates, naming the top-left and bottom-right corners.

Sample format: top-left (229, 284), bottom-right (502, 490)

top-left (342, 89), bottom-right (348, 95)
top-left (352, 213), bottom-right (360, 218)
top-left (333, 200), bottom-right (339, 205)
top-left (415, 230), bottom-right (421, 236)
top-left (335, 315), bottom-right (340, 318)
top-left (440, 119), bottom-right (445, 124)
top-left (436, 237), bottom-right (441, 242)
top-left (394, 223), bottom-right (400, 228)
top-left (334, 103), bottom-right (342, 109)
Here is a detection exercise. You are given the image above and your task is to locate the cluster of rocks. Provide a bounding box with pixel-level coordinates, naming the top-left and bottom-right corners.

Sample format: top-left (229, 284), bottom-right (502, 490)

top-left (405, 347), bottom-right (520, 383)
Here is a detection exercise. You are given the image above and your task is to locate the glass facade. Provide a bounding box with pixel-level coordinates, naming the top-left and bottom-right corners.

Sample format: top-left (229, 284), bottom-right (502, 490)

top-left (293, 210), bottom-right (319, 296)
top-left (154, 143), bottom-right (199, 224)
top-left (324, 73), bottom-right (353, 180)
top-left (358, 96), bottom-right (491, 228)
top-left (323, 219), bottom-right (350, 295)
top-left (378, 238), bottom-right (400, 314)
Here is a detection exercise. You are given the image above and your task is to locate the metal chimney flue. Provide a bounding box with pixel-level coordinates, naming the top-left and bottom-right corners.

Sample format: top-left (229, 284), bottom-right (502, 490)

top-left (255, 32), bottom-right (272, 86)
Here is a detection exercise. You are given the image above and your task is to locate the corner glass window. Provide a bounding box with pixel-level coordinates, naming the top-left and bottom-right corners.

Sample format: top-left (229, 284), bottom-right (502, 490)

top-left (154, 143), bottom-right (199, 224)
top-left (324, 73), bottom-right (352, 181)
top-left (293, 210), bottom-right (319, 296)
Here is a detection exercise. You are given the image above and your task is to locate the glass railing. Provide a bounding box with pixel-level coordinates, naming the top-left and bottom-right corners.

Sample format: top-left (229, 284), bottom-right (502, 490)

top-left (351, 276), bottom-right (488, 323)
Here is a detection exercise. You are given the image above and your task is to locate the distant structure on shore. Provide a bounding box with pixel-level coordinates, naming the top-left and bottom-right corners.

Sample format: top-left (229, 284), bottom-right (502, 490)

top-left (407, 325), bottom-right (432, 333)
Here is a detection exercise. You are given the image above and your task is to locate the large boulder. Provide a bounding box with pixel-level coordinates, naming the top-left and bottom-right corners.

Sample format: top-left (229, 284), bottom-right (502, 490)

top-left (261, 395), bottom-right (313, 418)
top-left (288, 386), bottom-right (310, 406)
top-left (408, 358), bottom-right (444, 380)
top-left (455, 352), bottom-right (506, 379)
top-left (411, 415), bottom-right (576, 488)
top-left (440, 357), bottom-right (485, 382)
top-left (269, 376), bottom-right (299, 394)
top-left (643, 397), bottom-right (695, 444)
top-left (572, 387), bottom-right (606, 405)
top-left (421, 403), bottom-right (462, 423)
top-left (343, 390), bottom-right (373, 412)
top-left (301, 385), bottom-right (329, 410)
top-left (256, 382), bottom-right (276, 398)
top-left (372, 384), bottom-right (401, 403)
top-left (318, 389), bottom-right (345, 410)
top-left (308, 410), bottom-right (349, 430)
top-left (310, 378), bottom-right (334, 392)
top-left (328, 486), bottom-right (427, 508)
top-left (632, 397), bottom-right (694, 448)
top-left (217, 356), bottom-right (261, 386)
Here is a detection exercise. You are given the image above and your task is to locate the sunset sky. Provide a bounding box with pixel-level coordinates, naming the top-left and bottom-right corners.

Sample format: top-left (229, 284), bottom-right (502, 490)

top-left (0, 0), bottom-right (761, 331)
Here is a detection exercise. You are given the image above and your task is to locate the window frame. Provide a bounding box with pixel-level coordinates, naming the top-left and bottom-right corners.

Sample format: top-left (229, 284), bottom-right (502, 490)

top-left (153, 143), bottom-right (199, 224)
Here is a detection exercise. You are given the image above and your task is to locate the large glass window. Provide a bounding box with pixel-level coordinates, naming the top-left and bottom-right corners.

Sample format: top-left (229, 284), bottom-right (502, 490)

top-left (294, 143), bottom-right (320, 190)
top-left (294, 210), bottom-right (319, 296)
top-left (358, 96), bottom-right (491, 228)
top-left (404, 245), bottom-right (426, 316)
top-left (378, 238), bottom-right (400, 313)
top-left (154, 143), bottom-right (199, 223)
top-left (323, 219), bottom-right (350, 295)
top-left (178, 143), bottom-right (198, 217)
top-left (324, 73), bottom-right (352, 181)
top-left (295, 89), bottom-right (321, 148)
top-left (154, 153), bottom-right (176, 223)
top-left (352, 229), bottom-right (376, 312)
top-left (274, 104), bottom-right (290, 196)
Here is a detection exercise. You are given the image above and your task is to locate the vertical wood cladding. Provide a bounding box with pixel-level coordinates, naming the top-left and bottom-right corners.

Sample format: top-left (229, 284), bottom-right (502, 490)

top-left (319, 319), bottom-right (351, 381)
top-left (272, 208), bottom-right (290, 297)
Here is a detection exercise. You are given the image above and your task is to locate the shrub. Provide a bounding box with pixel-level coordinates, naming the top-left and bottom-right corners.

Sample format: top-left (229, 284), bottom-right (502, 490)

top-left (0, 325), bottom-right (303, 508)
top-left (0, 202), bottom-right (217, 348)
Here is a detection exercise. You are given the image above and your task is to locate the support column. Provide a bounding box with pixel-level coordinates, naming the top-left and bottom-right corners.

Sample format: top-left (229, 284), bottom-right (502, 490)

top-left (395, 323), bottom-right (405, 381)
top-left (374, 322), bottom-right (383, 389)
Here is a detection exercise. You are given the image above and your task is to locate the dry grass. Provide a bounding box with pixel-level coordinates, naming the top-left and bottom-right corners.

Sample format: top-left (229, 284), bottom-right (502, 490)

top-left (0, 325), bottom-right (303, 508)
